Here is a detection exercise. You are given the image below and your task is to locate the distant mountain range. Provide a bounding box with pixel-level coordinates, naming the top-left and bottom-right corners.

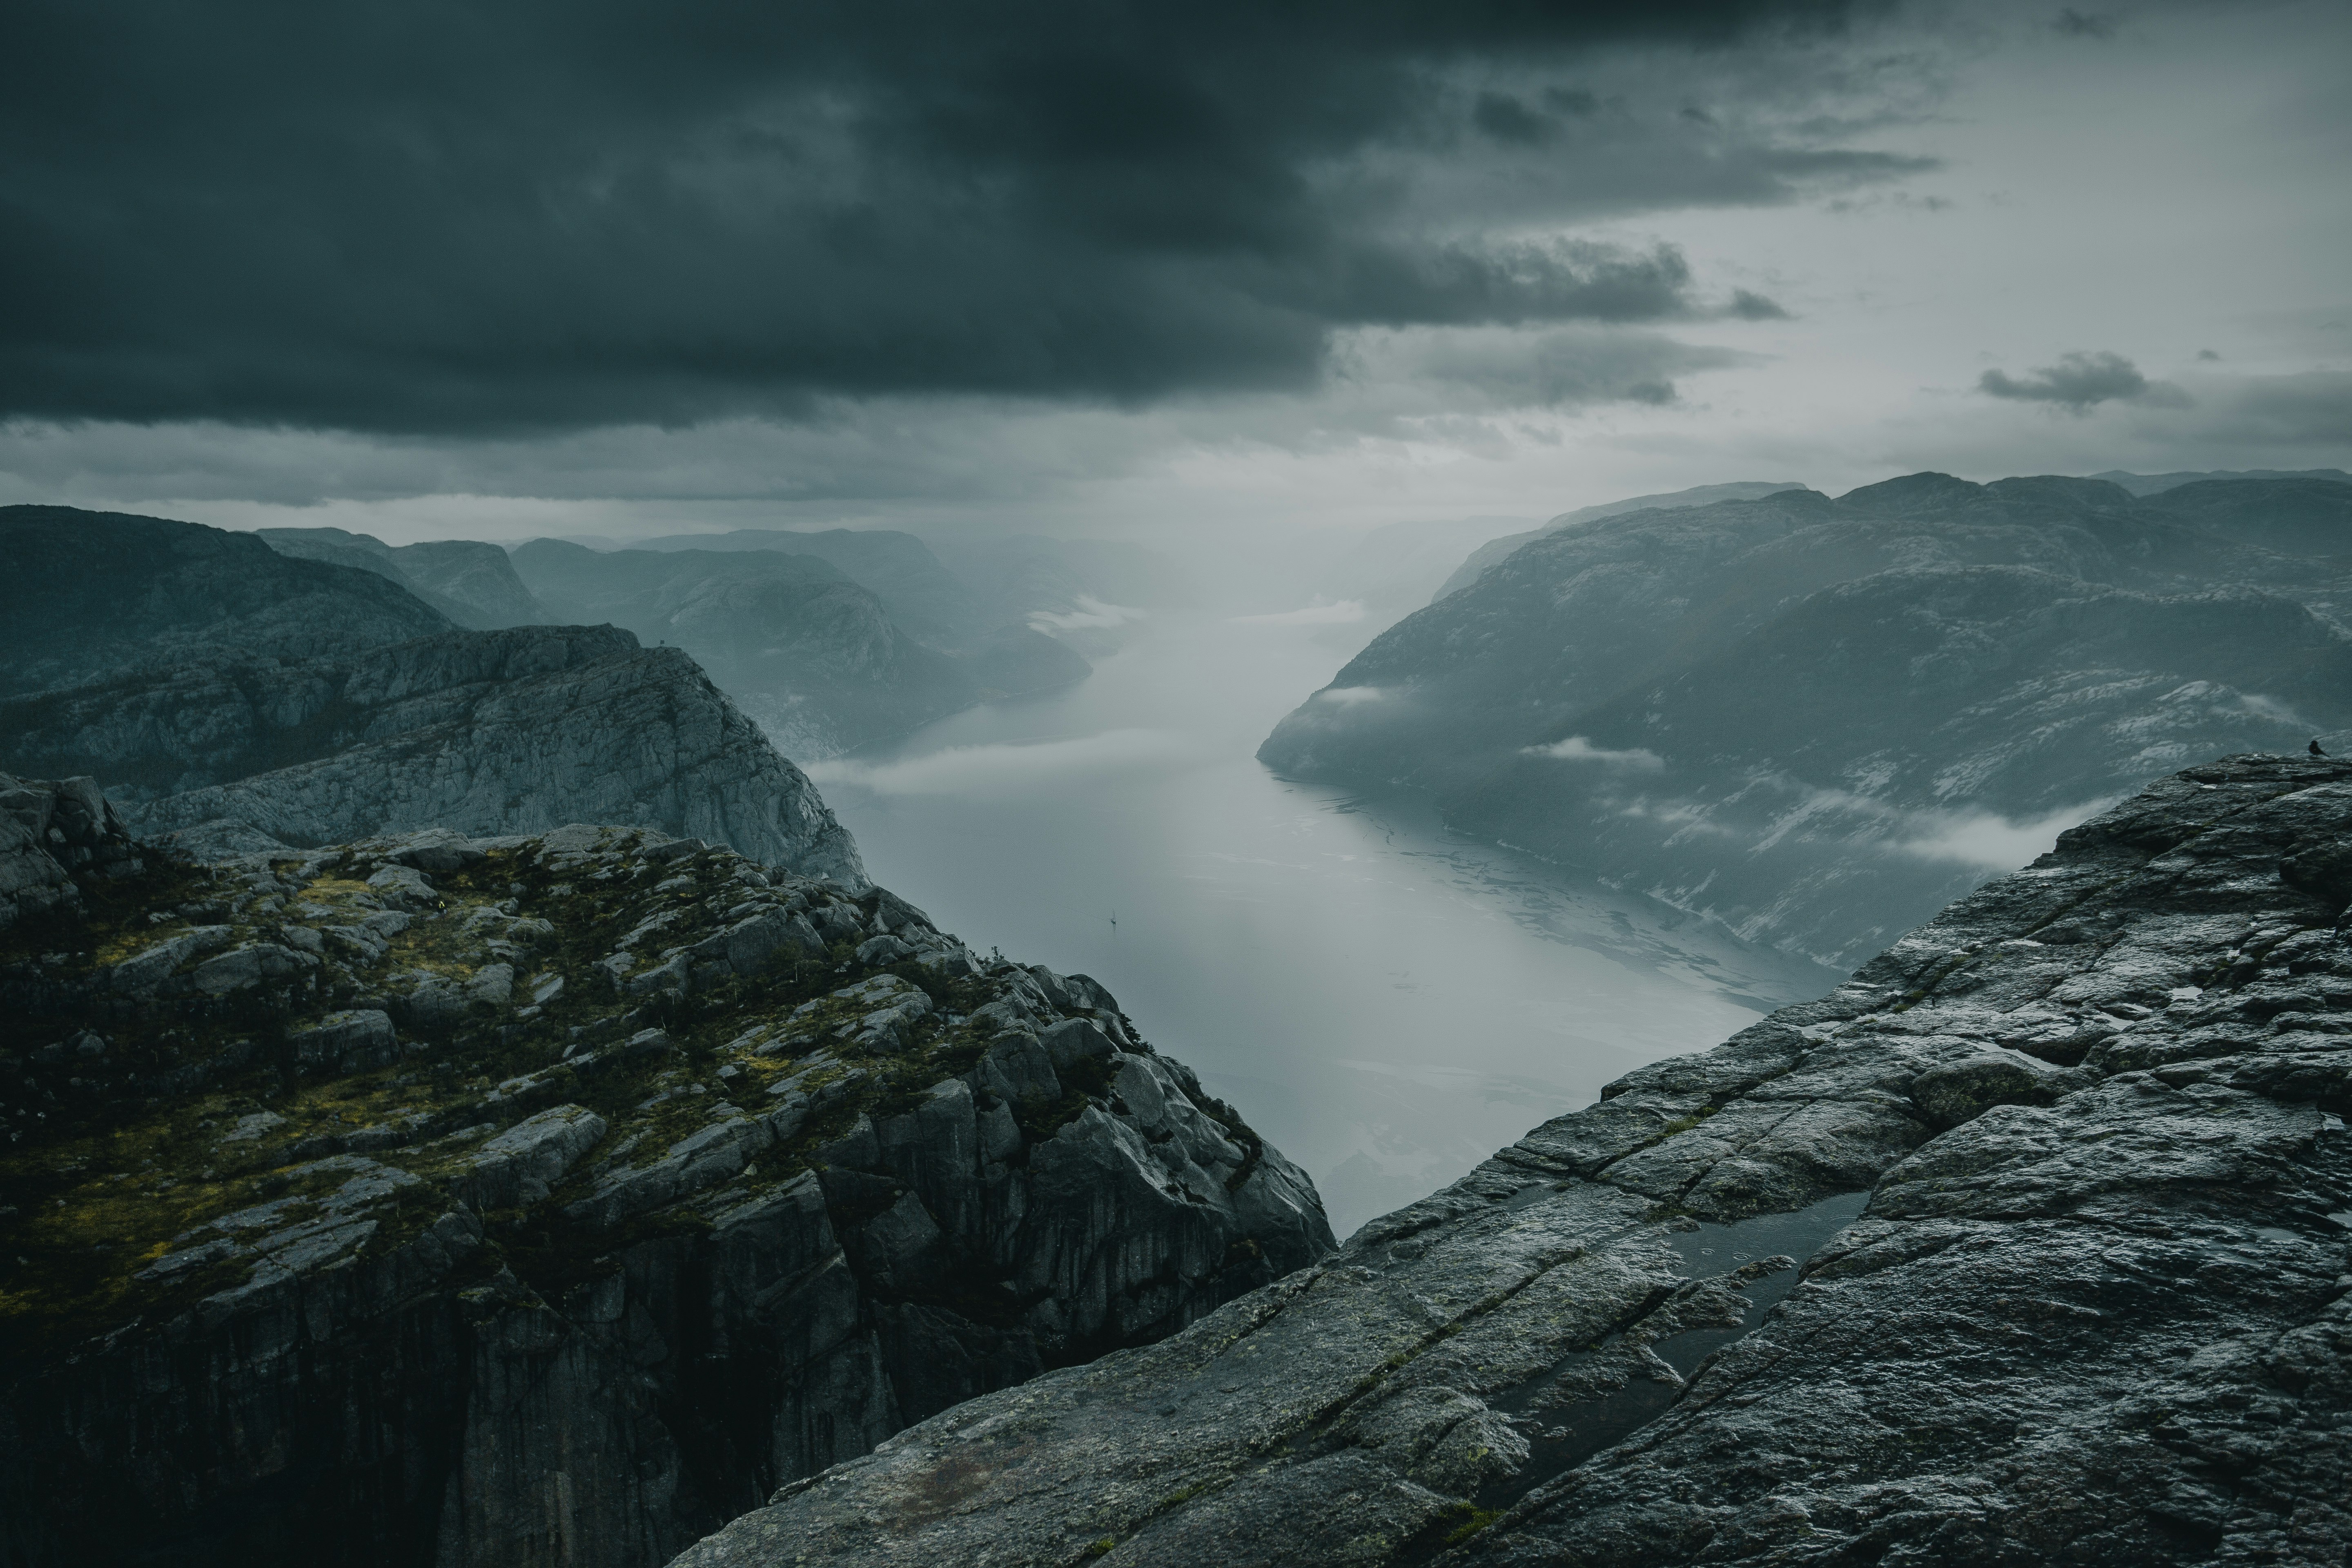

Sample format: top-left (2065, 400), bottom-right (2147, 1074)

top-left (1262, 472), bottom-right (2352, 967)
top-left (508, 539), bottom-right (1086, 757)
top-left (256, 521), bottom-right (1154, 758)
top-left (2088, 466), bottom-right (2352, 496)
top-left (259, 526), bottom-right (548, 628)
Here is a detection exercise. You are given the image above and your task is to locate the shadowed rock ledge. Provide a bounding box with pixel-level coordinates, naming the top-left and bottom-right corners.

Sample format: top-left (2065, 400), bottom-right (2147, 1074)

top-left (0, 790), bottom-right (1332, 1567)
top-left (671, 753), bottom-right (2352, 1568)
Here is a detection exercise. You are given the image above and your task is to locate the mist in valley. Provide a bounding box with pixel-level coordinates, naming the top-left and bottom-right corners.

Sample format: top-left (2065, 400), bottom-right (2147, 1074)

top-left (6, 2), bottom-right (2352, 1562)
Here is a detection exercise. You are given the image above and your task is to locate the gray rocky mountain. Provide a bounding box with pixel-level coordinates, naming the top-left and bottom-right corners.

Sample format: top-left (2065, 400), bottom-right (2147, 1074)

top-left (0, 790), bottom-right (1331, 1568)
top-left (1262, 474), bottom-right (2352, 968)
top-left (511, 539), bottom-right (1086, 758)
top-left (259, 525), bottom-right (550, 628)
top-left (1432, 480), bottom-right (1811, 601)
top-left (4, 626), bottom-right (865, 884)
top-left (1, 508), bottom-right (862, 884)
top-left (669, 751), bottom-right (2352, 1568)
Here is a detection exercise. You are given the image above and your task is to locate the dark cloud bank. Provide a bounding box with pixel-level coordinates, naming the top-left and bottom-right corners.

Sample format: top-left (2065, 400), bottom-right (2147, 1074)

top-left (0, 0), bottom-right (1907, 435)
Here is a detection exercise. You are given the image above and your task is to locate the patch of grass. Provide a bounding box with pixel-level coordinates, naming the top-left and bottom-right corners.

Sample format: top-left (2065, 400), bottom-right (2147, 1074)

top-left (1443, 1505), bottom-right (1503, 1546)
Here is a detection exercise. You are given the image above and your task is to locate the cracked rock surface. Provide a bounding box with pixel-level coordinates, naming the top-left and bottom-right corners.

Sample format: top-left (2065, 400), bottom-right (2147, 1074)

top-left (671, 753), bottom-right (2352, 1568)
top-left (0, 798), bottom-right (1330, 1568)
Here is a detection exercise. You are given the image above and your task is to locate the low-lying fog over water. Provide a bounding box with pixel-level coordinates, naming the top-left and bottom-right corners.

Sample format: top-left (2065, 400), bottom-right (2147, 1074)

top-left (807, 608), bottom-right (1839, 1238)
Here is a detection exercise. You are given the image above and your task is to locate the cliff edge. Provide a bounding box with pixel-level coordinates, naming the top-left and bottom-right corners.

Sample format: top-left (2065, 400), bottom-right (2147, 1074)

top-left (673, 753), bottom-right (2352, 1567)
top-left (0, 786), bottom-right (1332, 1566)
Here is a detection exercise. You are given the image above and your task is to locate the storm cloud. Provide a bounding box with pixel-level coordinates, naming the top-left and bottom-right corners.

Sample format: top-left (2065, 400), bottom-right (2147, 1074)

top-left (1, 0), bottom-right (1908, 435)
top-left (1978, 351), bottom-right (2189, 412)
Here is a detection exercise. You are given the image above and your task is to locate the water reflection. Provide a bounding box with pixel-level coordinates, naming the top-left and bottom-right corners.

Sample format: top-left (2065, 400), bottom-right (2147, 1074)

top-left (802, 613), bottom-right (1840, 1237)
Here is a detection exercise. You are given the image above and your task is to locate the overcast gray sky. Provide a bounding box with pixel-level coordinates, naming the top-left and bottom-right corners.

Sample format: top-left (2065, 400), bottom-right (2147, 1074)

top-left (2, 0), bottom-right (2344, 545)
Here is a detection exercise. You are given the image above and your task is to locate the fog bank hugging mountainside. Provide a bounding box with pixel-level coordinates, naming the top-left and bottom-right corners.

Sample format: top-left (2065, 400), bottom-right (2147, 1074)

top-left (1263, 473), bottom-right (2352, 968)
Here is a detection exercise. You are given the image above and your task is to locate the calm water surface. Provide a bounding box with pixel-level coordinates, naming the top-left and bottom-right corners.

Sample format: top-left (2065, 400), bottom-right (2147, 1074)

top-left (804, 613), bottom-right (1838, 1237)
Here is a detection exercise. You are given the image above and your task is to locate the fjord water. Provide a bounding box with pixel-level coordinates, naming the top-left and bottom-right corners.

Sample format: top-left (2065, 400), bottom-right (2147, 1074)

top-left (805, 611), bottom-right (1840, 1237)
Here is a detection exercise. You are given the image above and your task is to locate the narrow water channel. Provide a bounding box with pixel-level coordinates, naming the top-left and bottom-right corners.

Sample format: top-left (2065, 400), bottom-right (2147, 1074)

top-left (804, 611), bottom-right (1840, 1236)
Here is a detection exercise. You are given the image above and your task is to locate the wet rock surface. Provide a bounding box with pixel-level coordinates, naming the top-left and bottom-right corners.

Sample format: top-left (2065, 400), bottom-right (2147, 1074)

top-left (0, 802), bottom-right (1331, 1568)
top-left (672, 753), bottom-right (2352, 1568)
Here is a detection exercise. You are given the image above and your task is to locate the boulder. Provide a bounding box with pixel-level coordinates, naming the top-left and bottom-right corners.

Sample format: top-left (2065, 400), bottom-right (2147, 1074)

top-left (290, 1010), bottom-right (398, 1074)
top-left (454, 1104), bottom-right (609, 1210)
top-left (1908, 1049), bottom-right (2068, 1129)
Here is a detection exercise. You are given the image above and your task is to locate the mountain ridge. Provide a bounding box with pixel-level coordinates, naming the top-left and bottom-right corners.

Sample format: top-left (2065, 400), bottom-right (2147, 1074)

top-left (1, 507), bottom-right (865, 885)
top-left (1262, 472), bottom-right (2352, 967)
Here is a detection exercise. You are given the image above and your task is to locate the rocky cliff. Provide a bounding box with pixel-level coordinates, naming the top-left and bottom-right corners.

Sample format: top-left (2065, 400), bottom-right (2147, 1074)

top-left (3, 625), bottom-right (865, 885)
top-left (671, 752), bottom-right (2352, 1568)
top-left (0, 783), bottom-right (1332, 1567)
top-left (0, 508), bottom-right (864, 886)
top-left (1262, 474), bottom-right (2352, 968)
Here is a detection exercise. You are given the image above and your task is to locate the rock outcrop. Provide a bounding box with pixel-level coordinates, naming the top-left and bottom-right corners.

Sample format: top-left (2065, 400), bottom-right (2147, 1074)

top-left (672, 753), bottom-right (2352, 1568)
top-left (0, 799), bottom-right (1331, 1568)
top-left (0, 507), bottom-right (864, 885)
top-left (0, 773), bottom-right (142, 930)
top-left (5, 624), bottom-right (865, 884)
top-left (1262, 473), bottom-right (2352, 968)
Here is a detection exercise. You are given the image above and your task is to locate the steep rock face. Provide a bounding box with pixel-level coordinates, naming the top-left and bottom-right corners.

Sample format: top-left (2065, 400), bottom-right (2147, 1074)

top-left (0, 773), bottom-right (142, 930)
top-left (1263, 474), bottom-right (2352, 968)
top-left (259, 526), bottom-right (550, 629)
top-left (1, 626), bottom-right (865, 886)
top-left (0, 806), bottom-right (1330, 1568)
top-left (671, 753), bottom-right (2352, 1568)
top-left (0, 505), bottom-right (863, 886)
top-left (0, 506), bottom-right (453, 696)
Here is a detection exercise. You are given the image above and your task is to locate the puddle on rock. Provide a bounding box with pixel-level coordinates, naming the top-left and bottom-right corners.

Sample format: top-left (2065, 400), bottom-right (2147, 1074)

top-left (1481, 1191), bottom-right (1869, 1502)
